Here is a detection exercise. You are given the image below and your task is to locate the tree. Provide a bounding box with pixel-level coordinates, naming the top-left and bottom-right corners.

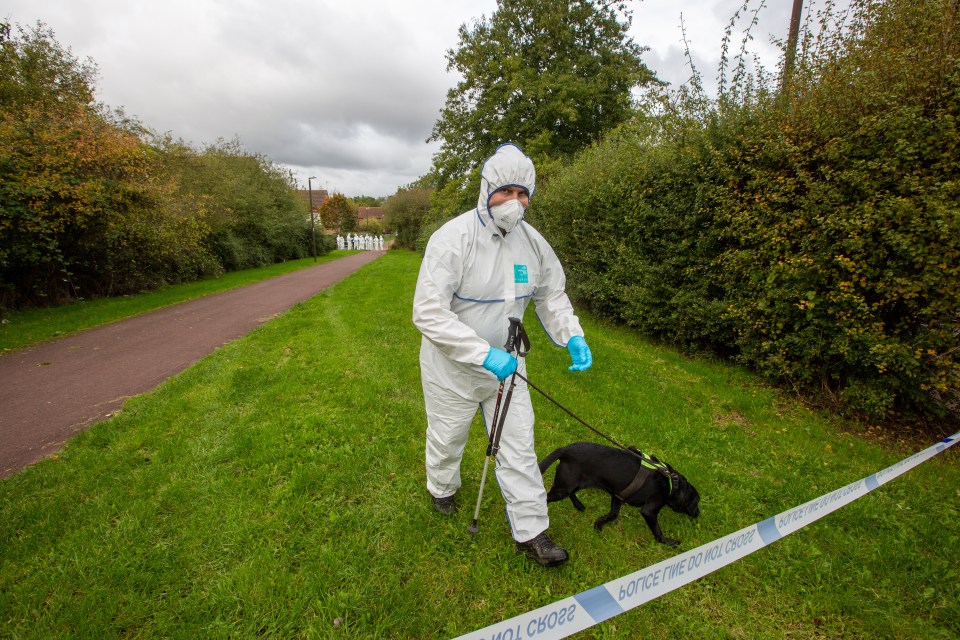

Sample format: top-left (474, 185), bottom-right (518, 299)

top-left (384, 188), bottom-right (432, 250)
top-left (0, 21), bottom-right (316, 309)
top-left (318, 194), bottom-right (357, 233)
top-left (0, 21), bottom-right (208, 307)
top-left (154, 137), bottom-right (310, 271)
top-left (427, 0), bottom-right (659, 191)
top-left (352, 195), bottom-right (385, 207)
top-left (357, 216), bottom-right (383, 235)
top-left (0, 20), bottom-right (95, 108)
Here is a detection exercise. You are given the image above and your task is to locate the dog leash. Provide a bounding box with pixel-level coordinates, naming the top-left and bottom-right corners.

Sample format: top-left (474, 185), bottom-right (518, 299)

top-left (520, 369), bottom-right (678, 497)
top-left (513, 371), bottom-right (634, 453)
top-left (481, 319), bottom-right (675, 499)
top-left (507, 329), bottom-right (678, 495)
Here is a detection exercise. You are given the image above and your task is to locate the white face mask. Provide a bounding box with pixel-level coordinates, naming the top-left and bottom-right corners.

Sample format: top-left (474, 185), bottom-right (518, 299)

top-left (490, 198), bottom-right (526, 233)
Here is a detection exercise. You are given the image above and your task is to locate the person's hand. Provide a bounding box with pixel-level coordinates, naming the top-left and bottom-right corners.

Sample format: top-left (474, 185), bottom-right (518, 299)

top-left (483, 347), bottom-right (518, 381)
top-left (567, 336), bottom-right (592, 371)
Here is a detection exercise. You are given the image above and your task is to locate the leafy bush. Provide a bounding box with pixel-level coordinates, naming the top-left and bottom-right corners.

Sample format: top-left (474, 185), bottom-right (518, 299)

top-left (384, 187), bottom-right (432, 250)
top-left (357, 217), bottom-right (383, 236)
top-left (533, 123), bottom-right (734, 354)
top-left (721, 0), bottom-right (960, 418)
top-left (536, 0), bottom-right (960, 422)
top-left (0, 21), bottom-right (314, 310)
top-left (159, 138), bottom-right (311, 270)
top-left (0, 22), bottom-right (215, 307)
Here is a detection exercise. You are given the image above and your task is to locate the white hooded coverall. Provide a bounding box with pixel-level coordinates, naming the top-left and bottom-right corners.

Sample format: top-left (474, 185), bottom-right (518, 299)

top-left (412, 143), bottom-right (585, 543)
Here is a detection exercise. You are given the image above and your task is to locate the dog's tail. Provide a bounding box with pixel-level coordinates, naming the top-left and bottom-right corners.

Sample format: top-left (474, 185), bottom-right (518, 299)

top-left (538, 447), bottom-right (565, 474)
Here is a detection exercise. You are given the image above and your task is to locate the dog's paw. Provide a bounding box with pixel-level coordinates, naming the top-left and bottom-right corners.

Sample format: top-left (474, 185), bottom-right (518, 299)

top-left (661, 537), bottom-right (680, 548)
top-left (593, 519), bottom-right (608, 532)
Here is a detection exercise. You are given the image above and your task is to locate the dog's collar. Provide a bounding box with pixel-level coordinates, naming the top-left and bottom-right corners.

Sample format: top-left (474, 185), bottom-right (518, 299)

top-left (620, 446), bottom-right (677, 500)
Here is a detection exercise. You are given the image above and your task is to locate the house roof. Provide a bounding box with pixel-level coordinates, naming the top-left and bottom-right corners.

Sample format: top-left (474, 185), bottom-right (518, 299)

top-left (297, 189), bottom-right (329, 211)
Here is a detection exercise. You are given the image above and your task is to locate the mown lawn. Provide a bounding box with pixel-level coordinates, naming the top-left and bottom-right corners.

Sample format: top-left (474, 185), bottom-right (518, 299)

top-left (1, 250), bottom-right (957, 639)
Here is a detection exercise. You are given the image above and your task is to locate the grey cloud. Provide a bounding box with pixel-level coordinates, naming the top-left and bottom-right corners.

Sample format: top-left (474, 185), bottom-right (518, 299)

top-left (5, 0), bottom-right (846, 199)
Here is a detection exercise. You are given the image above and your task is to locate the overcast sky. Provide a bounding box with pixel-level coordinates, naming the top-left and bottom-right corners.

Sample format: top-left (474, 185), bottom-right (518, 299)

top-left (4, 0), bottom-right (836, 197)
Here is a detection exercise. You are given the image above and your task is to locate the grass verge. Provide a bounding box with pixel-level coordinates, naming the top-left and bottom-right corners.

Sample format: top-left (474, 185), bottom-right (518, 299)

top-left (0, 252), bottom-right (356, 353)
top-left (1, 250), bottom-right (957, 638)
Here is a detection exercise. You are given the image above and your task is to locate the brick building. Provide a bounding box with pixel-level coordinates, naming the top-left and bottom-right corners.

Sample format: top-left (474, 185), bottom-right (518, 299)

top-left (297, 189), bottom-right (329, 214)
top-left (357, 207), bottom-right (385, 224)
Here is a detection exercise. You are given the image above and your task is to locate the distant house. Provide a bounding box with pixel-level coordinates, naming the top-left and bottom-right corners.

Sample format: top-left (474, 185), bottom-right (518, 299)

top-left (297, 189), bottom-right (329, 214)
top-left (357, 207), bottom-right (385, 223)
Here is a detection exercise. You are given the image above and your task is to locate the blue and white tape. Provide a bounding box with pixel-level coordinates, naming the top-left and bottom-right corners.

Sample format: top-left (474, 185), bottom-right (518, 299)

top-left (454, 431), bottom-right (959, 640)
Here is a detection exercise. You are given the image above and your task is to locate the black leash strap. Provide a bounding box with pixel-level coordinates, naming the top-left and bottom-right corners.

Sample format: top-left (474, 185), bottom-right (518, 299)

top-left (502, 318), bottom-right (631, 453)
top-left (521, 372), bottom-right (675, 494)
top-left (504, 320), bottom-right (675, 491)
top-left (513, 371), bottom-right (631, 453)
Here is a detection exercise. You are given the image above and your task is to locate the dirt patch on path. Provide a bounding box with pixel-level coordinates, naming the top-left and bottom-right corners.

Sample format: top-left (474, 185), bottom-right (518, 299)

top-left (0, 251), bottom-right (383, 477)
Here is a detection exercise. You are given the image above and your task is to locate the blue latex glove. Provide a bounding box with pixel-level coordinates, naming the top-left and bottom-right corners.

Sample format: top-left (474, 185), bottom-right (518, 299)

top-left (482, 346), bottom-right (518, 381)
top-left (567, 336), bottom-right (592, 371)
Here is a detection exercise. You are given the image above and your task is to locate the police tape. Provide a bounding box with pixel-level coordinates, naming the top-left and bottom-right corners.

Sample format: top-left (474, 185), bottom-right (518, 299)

top-left (453, 431), bottom-right (959, 640)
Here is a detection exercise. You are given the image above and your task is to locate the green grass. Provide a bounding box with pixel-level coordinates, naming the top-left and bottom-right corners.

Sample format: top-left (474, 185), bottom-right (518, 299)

top-left (0, 251), bottom-right (357, 353)
top-left (1, 250), bottom-right (958, 639)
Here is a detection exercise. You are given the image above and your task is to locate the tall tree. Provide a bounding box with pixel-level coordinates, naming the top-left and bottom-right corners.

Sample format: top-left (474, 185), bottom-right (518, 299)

top-left (318, 194), bottom-right (357, 233)
top-left (0, 20), bottom-right (95, 108)
top-left (428, 0), bottom-right (659, 190)
top-left (384, 187), bottom-right (432, 250)
top-left (0, 21), bottom-right (173, 306)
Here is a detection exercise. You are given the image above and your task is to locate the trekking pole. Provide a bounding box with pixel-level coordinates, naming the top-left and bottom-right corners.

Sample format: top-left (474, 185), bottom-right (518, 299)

top-left (468, 318), bottom-right (530, 538)
top-left (467, 383), bottom-right (504, 537)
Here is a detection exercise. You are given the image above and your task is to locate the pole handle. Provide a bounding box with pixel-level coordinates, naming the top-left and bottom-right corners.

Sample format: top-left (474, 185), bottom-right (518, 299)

top-left (505, 317), bottom-right (531, 356)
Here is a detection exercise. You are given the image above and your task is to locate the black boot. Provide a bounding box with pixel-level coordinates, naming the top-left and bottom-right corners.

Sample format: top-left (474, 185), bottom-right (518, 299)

top-left (433, 494), bottom-right (457, 515)
top-left (516, 532), bottom-right (569, 567)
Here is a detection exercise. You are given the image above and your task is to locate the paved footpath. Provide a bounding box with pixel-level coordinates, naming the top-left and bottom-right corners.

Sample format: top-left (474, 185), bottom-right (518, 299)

top-left (0, 251), bottom-right (383, 477)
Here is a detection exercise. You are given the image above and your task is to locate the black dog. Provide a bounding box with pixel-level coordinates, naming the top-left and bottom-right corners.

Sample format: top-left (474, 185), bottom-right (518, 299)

top-left (539, 442), bottom-right (700, 547)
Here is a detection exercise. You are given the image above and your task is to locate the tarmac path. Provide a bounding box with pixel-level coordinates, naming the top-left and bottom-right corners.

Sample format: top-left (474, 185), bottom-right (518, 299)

top-left (0, 250), bottom-right (383, 477)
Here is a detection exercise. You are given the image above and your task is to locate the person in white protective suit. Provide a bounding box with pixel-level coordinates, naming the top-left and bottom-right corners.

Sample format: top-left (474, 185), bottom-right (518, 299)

top-left (412, 143), bottom-right (593, 567)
